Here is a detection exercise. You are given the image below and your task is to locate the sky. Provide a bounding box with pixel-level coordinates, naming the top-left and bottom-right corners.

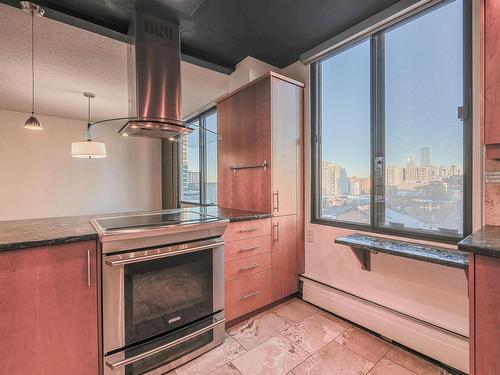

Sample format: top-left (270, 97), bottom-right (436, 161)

top-left (320, 0), bottom-right (464, 178)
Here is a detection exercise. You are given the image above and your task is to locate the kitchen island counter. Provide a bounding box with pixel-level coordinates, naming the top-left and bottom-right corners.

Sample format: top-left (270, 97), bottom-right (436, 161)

top-left (0, 206), bottom-right (272, 252)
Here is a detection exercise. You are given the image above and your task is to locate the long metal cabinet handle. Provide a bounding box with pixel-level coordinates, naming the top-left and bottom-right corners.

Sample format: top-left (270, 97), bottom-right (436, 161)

top-left (239, 228), bottom-right (260, 233)
top-left (87, 249), bottom-right (91, 287)
top-left (240, 263), bottom-right (260, 271)
top-left (273, 223), bottom-right (280, 243)
top-left (231, 160), bottom-right (268, 174)
top-left (240, 291), bottom-right (260, 301)
top-left (105, 318), bottom-right (226, 370)
top-left (239, 246), bottom-right (259, 252)
top-left (273, 191), bottom-right (279, 212)
top-left (105, 240), bottom-right (224, 267)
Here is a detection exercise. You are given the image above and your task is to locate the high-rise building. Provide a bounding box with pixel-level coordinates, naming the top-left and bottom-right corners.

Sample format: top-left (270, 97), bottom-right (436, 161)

top-left (321, 162), bottom-right (348, 197)
top-left (386, 165), bottom-right (402, 186)
top-left (181, 136), bottom-right (189, 192)
top-left (406, 155), bottom-right (416, 168)
top-left (420, 146), bottom-right (431, 167)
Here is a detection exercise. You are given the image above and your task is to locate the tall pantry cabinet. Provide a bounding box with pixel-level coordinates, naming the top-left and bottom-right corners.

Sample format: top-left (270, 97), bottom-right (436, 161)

top-left (217, 72), bottom-right (304, 303)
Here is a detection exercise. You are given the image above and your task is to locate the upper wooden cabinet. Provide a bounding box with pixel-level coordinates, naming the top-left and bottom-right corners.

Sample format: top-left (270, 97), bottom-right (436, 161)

top-left (483, 0), bottom-right (500, 158)
top-left (0, 241), bottom-right (99, 375)
top-left (217, 72), bottom-right (304, 216)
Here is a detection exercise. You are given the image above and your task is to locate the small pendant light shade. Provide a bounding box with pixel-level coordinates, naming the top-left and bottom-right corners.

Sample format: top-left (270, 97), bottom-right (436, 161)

top-left (71, 141), bottom-right (107, 159)
top-left (71, 92), bottom-right (107, 159)
top-left (24, 114), bottom-right (43, 130)
top-left (21, 1), bottom-right (44, 130)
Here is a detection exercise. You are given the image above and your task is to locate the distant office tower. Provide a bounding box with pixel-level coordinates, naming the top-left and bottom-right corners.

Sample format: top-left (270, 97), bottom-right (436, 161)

top-left (386, 165), bottom-right (402, 186)
top-left (420, 146), bottom-right (431, 167)
top-left (406, 155), bottom-right (416, 168)
top-left (181, 136), bottom-right (189, 192)
top-left (322, 162), bottom-right (348, 196)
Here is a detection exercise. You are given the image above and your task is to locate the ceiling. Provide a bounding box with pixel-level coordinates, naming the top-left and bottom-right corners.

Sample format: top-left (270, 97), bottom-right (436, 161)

top-left (0, 0), bottom-right (400, 71)
top-left (0, 3), bottom-right (228, 121)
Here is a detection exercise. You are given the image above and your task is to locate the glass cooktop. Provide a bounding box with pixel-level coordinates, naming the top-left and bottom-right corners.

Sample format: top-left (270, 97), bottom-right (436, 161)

top-left (93, 210), bottom-right (221, 232)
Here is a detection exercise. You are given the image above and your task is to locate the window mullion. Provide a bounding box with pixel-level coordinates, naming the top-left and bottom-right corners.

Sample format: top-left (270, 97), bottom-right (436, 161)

top-left (199, 114), bottom-right (206, 205)
top-left (372, 32), bottom-right (386, 230)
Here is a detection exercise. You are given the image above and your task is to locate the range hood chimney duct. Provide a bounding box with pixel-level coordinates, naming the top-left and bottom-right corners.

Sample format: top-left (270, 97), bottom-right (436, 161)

top-left (116, 10), bottom-right (190, 138)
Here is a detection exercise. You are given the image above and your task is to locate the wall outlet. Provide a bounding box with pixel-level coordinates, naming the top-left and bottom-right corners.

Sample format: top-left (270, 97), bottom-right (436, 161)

top-left (306, 230), bottom-right (314, 243)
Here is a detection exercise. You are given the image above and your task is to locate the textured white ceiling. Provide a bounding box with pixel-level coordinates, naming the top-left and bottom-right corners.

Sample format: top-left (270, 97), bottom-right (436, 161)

top-left (0, 3), bottom-right (128, 121)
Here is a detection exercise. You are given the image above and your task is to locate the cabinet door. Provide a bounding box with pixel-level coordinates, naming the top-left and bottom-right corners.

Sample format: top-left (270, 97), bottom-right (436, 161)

top-left (217, 78), bottom-right (272, 212)
top-left (271, 215), bottom-right (298, 300)
top-left (485, 0), bottom-right (500, 145)
top-left (271, 78), bottom-right (303, 216)
top-left (0, 241), bottom-right (99, 375)
top-left (474, 255), bottom-right (500, 375)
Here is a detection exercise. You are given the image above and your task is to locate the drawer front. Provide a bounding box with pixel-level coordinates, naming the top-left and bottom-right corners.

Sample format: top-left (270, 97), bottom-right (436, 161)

top-left (223, 219), bottom-right (272, 242)
top-left (225, 235), bottom-right (271, 262)
top-left (225, 253), bottom-right (271, 282)
top-left (225, 270), bottom-right (272, 321)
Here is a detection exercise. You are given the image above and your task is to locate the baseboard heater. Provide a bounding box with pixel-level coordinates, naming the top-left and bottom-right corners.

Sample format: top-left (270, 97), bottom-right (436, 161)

top-left (300, 275), bottom-right (469, 373)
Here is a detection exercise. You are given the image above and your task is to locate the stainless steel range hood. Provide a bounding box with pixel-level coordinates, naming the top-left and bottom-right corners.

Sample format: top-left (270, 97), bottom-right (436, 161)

top-left (92, 10), bottom-right (194, 140)
top-left (119, 11), bottom-right (192, 139)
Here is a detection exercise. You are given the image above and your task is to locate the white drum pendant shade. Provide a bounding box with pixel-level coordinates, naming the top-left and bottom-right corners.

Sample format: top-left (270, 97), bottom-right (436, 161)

top-left (71, 141), bottom-right (107, 159)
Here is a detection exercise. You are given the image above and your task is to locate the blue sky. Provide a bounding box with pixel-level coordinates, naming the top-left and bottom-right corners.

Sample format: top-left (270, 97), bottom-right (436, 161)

top-left (320, 0), bottom-right (464, 178)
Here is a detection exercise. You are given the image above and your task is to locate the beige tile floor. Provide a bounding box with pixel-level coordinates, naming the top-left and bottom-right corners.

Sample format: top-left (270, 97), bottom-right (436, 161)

top-left (171, 298), bottom-right (452, 375)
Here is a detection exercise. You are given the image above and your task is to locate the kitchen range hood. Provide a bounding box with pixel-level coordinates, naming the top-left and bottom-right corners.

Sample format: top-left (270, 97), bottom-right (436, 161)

top-left (89, 10), bottom-right (218, 144)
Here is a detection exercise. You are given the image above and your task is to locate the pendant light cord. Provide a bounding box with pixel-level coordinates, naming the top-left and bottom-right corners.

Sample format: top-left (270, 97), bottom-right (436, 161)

top-left (86, 94), bottom-right (92, 141)
top-left (31, 9), bottom-right (35, 116)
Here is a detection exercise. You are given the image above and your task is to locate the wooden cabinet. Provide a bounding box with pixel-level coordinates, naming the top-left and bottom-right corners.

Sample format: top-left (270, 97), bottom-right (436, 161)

top-left (217, 72), bottom-right (303, 215)
top-left (469, 254), bottom-right (500, 375)
top-left (218, 72), bottom-right (304, 321)
top-left (0, 241), bottom-right (99, 375)
top-left (271, 215), bottom-right (298, 300)
top-left (483, 0), bottom-right (500, 158)
top-left (224, 220), bottom-right (273, 321)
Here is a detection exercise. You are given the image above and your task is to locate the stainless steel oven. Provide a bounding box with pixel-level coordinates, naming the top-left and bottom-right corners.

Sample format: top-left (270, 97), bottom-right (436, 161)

top-left (102, 237), bottom-right (225, 375)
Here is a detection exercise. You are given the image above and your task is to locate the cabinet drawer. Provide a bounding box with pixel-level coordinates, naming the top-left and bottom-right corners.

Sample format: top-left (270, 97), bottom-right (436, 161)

top-left (225, 253), bottom-right (271, 282)
top-left (223, 218), bottom-right (272, 242)
top-left (225, 270), bottom-right (272, 321)
top-left (225, 235), bottom-right (271, 262)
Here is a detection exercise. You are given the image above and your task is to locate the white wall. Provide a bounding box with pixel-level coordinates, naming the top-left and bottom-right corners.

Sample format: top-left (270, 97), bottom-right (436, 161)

top-left (229, 56), bottom-right (282, 91)
top-left (181, 62), bottom-right (229, 118)
top-left (282, 60), bottom-right (473, 369)
top-left (0, 110), bottom-right (162, 220)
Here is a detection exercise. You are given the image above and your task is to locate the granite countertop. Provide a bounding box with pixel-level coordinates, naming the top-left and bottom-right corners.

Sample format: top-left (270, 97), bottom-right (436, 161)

top-left (0, 206), bottom-right (271, 252)
top-left (0, 215), bottom-right (98, 252)
top-left (336, 233), bottom-right (469, 269)
top-left (458, 226), bottom-right (500, 258)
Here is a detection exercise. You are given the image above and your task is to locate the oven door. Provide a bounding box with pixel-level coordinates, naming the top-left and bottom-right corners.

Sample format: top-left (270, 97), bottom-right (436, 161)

top-left (103, 238), bottom-right (224, 354)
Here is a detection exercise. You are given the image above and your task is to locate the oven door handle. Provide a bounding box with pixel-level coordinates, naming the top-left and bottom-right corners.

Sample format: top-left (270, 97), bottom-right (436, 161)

top-left (105, 240), bottom-right (225, 267)
top-left (105, 318), bottom-right (226, 370)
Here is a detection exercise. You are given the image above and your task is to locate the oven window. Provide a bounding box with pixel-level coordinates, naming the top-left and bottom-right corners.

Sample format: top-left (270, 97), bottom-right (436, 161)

top-left (124, 250), bottom-right (213, 346)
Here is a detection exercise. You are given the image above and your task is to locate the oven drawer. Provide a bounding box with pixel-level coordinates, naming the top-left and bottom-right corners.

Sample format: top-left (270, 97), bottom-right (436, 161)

top-left (225, 270), bottom-right (272, 321)
top-left (223, 218), bottom-right (272, 242)
top-left (225, 253), bottom-right (271, 282)
top-left (224, 235), bottom-right (271, 262)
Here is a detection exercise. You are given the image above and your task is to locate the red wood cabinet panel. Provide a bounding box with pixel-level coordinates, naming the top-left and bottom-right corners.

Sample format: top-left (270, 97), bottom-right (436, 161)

top-left (217, 77), bottom-right (272, 212)
top-left (271, 215), bottom-right (298, 300)
top-left (484, 0), bottom-right (500, 146)
top-left (0, 241), bottom-right (99, 375)
top-left (472, 255), bottom-right (500, 375)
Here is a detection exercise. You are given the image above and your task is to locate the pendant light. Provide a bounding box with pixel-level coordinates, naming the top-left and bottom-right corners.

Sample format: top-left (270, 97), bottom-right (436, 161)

top-left (71, 92), bottom-right (107, 159)
top-left (21, 1), bottom-right (44, 130)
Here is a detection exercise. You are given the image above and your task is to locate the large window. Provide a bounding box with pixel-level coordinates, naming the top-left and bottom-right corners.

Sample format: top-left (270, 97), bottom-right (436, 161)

top-left (312, 0), bottom-right (472, 242)
top-left (180, 108), bottom-right (218, 205)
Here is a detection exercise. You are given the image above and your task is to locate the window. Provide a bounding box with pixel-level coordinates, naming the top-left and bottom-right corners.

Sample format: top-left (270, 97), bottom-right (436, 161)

top-left (180, 108), bottom-right (218, 205)
top-left (312, 0), bottom-right (471, 242)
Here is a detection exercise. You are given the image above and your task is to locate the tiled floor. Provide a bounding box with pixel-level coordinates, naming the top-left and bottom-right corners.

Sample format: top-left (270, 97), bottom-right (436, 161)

top-left (172, 298), bottom-right (451, 375)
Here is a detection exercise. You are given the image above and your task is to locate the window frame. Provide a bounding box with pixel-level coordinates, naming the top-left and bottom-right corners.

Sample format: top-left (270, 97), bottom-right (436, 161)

top-left (311, 0), bottom-right (472, 244)
top-left (179, 106), bottom-right (218, 206)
